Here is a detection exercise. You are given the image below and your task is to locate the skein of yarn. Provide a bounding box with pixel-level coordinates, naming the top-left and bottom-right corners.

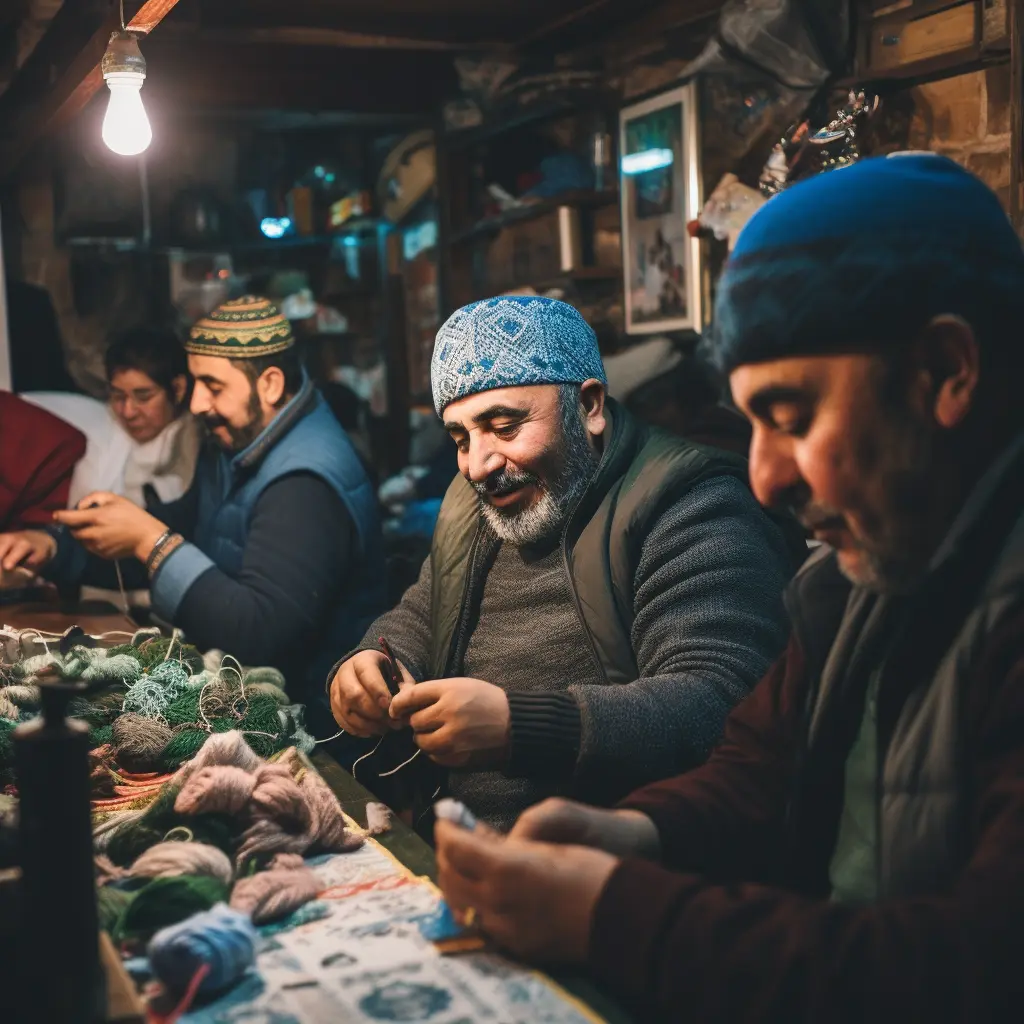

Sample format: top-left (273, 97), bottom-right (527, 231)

top-left (111, 714), bottom-right (173, 769)
top-left (148, 903), bottom-right (256, 996)
top-left (2, 684), bottom-right (41, 707)
top-left (114, 875), bottom-right (230, 944)
top-left (249, 764), bottom-right (310, 831)
top-left (175, 766), bottom-right (257, 817)
top-left (229, 857), bottom-right (320, 924)
top-left (128, 842), bottom-right (234, 887)
top-left (175, 731), bottom-right (262, 783)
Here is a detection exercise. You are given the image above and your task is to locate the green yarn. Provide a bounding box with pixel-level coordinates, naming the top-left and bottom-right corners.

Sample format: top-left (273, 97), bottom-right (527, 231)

top-left (105, 784), bottom-right (238, 866)
top-left (84, 654), bottom-right (142, 686)
top-left (244, 682), bottom-right (290, 705)
top-left (106, 644), bottom-right (139, 660)
top-left (136, 638), bottom-right (204, 674)
top-left (97, 885), bottom-right (135, 934)
top-left (0, 718), bottom-right (16, 784)
top-left (236, 694), bottom-right (287, 759)
top-left (89, 724), bottom-right (114, 748)
top-left (147, 661), bottom-right (190, 691)
top-left (243, 666), bottom-right (286, 690)
top-left (160, 729), bottom-right (210, 769)
top-left (113, 874), bottom-right (229, 944)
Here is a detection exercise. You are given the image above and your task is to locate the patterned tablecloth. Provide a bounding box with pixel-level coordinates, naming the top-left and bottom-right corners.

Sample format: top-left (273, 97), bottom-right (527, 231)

top-left (177, 819), bottom-right (605, 1024)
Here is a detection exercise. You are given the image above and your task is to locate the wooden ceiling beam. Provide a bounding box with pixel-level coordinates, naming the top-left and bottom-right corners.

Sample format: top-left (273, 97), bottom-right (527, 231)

top-left (157, 24), bottom-right (502, 53)
top-left (0, 0), bottom-right (181, 180)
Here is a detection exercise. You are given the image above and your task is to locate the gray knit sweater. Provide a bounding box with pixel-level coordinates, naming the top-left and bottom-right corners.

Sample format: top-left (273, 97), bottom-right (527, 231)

top-left (353, 474), bottom-right (792, 831)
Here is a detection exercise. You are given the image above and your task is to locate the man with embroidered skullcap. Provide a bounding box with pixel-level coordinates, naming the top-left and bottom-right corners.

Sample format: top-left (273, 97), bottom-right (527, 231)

top-left (330, 294), bottom-right (800, 830)
top-left (19, 297), bottom-right (385, 741)
top-left (433, 155), bottom-right (1024, 1024)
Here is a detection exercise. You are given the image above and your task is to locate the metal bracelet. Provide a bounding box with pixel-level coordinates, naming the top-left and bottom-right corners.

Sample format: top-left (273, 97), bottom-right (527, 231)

top-left (143, 529), bottom-right (173, 573)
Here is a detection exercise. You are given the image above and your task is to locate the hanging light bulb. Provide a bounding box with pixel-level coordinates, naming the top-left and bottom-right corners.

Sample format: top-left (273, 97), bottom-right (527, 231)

top-left (100, 31), bottom-right (152, 156)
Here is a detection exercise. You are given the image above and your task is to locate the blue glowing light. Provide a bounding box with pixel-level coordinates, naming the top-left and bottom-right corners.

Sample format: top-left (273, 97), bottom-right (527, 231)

top-left (621, 148), bottom-right (674, 175)
top-left (260, 217), bottom-right (292, 239)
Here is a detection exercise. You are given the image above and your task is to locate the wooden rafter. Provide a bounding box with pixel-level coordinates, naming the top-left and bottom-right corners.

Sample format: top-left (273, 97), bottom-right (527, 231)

top-left (0, 0), bottom-right (181, 180)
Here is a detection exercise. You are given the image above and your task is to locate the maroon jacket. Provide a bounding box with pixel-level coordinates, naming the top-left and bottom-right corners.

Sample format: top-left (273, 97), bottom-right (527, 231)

top-left (589, 446), bottom-right (1024, 1023)
top-left (0, 392), bottom-right (85, 531)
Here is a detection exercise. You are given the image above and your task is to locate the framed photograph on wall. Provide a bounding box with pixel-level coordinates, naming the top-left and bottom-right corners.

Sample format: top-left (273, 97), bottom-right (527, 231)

top-left (619, 82), bottom-right (702, 335)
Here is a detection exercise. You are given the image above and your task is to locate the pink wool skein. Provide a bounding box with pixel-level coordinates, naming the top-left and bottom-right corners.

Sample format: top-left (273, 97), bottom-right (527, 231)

top-left (174, 766), bottom-right (256, 816)
top-left (229, 856), bottom-right (320, 924)
top-left (127, 842), bottom-right (234, 887)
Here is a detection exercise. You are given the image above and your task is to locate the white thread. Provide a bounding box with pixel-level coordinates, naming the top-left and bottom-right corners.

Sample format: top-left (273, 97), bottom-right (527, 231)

top-left (163, 628), bottom-right (180, 662)
top-left (196, 681), bottom-right (214, 730)
top-left (378, 748), bottom-right (421, 778)
top-left (113, 559), bottom-right (135, 623)
top-left (314, 729), bottom-right (344, 745)
top-left (351, 736), bottom-right (385, 783)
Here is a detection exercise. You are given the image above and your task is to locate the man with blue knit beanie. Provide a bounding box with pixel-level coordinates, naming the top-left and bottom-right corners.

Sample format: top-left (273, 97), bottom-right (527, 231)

top-left (432, 155), bottom-right (1024, 1024)
top-left (330, 294), bottom-right (798, 830)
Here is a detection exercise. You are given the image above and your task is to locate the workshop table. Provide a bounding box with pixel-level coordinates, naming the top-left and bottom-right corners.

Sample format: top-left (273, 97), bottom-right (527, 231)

top-left (1, 596), bottom-right (136, 639)
top-left (312, 751), bottom-right (633, 1024)
top-left (1, 597), bottom-right (631, 1022)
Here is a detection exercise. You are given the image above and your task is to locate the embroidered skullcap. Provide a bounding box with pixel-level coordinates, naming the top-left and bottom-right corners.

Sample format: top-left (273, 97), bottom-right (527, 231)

top-left (431, 296), bottom-right (607, 415)
top-left (186, 296), bottom-right (294, 359)
top-left (709, 153), bottom-right (1024, 375)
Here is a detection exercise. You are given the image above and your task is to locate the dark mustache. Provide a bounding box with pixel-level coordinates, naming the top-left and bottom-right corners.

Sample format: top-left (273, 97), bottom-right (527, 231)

top-left (471, 468), bottom-right (541, 498)
top-left (200, 413), bottom-right (230, 431)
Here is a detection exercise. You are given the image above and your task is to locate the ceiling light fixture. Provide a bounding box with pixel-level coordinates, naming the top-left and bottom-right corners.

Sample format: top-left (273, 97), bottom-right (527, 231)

top-left (100, 1), bottom-right (152, 156)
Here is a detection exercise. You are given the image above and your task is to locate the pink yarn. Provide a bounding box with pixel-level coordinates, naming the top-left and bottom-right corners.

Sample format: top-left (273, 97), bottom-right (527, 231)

top-left (175, 730), bottom-right (262, 783)
top-left (95, 854), bottom-right (127, 887)
top-left (249, 765), bottom-right (311, 832)
top-left (174, 765), bottom-right (256, 816)
top-left (229, 860), bottom-right (320, 924)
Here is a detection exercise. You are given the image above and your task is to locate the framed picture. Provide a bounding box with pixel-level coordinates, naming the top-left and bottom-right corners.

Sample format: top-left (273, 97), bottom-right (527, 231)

top-left (619, 82), bottom-right (703, 335)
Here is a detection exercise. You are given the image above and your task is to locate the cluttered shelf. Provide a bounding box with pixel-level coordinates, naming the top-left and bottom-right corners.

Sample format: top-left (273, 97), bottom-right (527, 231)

top-left (441, 90), bottom-right (616, 150)
top-left (449, 189), bottom-right (619, 245)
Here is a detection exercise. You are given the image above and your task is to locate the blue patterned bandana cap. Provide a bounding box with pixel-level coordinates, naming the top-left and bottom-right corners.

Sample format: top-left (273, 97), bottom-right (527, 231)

top-left (709, 153), bottom-right (1024, 375)
top-left (431, 296), bottom-right (607, 415)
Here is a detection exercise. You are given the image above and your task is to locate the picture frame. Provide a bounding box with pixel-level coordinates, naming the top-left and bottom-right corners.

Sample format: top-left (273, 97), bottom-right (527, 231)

top-left (619, 81), bottom-right (703, 335)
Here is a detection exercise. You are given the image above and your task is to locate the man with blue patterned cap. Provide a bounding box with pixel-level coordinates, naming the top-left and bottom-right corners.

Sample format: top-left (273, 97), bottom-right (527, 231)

top-left (432, 155), bottom-right (1024, 1024)
top-left (330, 293), bottom-right (798, 830)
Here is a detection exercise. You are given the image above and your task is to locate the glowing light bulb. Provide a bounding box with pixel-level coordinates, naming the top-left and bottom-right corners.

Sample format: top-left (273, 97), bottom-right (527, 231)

top-left (102, 72), bottom-right (152, 156)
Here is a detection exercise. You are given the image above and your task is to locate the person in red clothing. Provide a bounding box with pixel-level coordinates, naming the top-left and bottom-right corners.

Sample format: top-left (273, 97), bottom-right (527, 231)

top-left (0, 391), bottom-right (85, 557)
top-left (435, 154), bottom-right (1024, 1023)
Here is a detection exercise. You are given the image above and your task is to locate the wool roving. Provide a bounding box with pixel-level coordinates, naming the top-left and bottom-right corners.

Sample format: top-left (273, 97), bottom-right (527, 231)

top-left (365, 802), bottom-right (392, 836)
top-left (128, 842), bottom-right (234, 887)
top-left (174, 766), bottom-right (257, 817)
top-left (114, 874), bottom-right (230, 944)
top-left (229, 857), bottom-right (320, 924)
top-left (111, 714), bottom-right (173, 769)
top-left (147, 903), bottom-right (256, 996)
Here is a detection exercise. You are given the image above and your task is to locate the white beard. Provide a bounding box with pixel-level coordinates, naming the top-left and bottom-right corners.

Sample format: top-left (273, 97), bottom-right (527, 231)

top-left (477, 488), bottom-right (567, 546)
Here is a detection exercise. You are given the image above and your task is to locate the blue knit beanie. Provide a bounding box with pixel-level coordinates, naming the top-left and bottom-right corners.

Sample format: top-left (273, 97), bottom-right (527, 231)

top-left (431, 296), bottom-right (607, 415)
top-left (709, 153), bottom-right (1024, 374)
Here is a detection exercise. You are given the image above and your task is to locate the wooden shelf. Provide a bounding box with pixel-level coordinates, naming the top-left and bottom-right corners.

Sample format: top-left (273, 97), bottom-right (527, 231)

top-left (442, 89), bottom-right (611, 150)
top-left (450, 189), bottom-right (619, 245)
top-left (528, 266), bottom-right (621, 290)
